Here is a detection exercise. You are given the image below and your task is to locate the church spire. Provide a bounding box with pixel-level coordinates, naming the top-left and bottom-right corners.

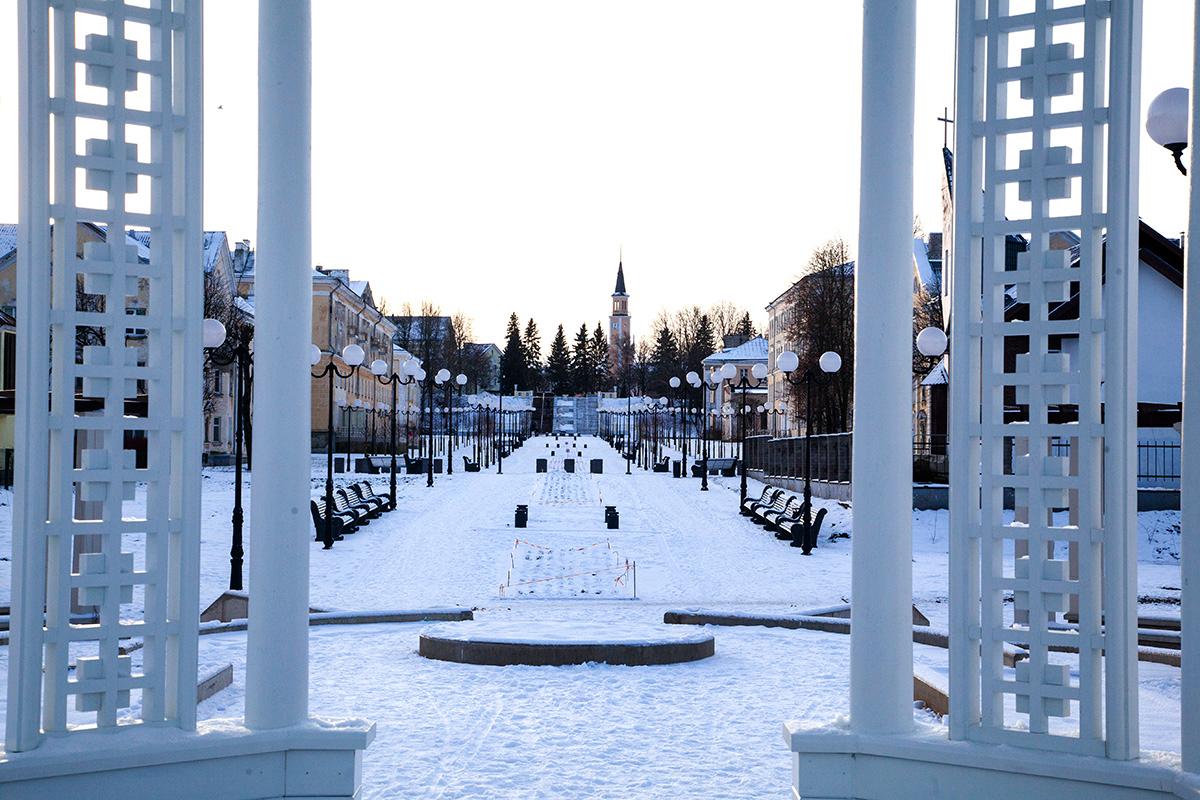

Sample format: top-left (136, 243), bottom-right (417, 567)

top-left (614, 253), bottom-right (627, 296)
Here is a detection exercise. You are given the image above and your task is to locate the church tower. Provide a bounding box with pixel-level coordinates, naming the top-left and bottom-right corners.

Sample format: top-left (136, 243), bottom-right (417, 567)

top-left (608, 257), bottom-right (631, 372)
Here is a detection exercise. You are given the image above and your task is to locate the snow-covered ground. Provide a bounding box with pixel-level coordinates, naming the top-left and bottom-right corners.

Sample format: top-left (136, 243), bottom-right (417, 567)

top-left (0, 437), bottom-right (1185, 798)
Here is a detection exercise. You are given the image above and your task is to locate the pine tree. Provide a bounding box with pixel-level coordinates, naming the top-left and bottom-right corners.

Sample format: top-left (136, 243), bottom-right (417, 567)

top-left (735, 312), bottom-right (755, 338)
top-left (547, 324), bottom-right (573, 394)
top-left (590, 323), bottom-right (611, 392)
top-left (648, 322), bottom-right (680, 396)
top-left (689, 313), bottom-right (717, 376)
top-left (571, 323), bottom-right (592, 394)
top-left (499, 312), bottom-right (525, 393)
top-left (523, 318), bottom-right (543, 391)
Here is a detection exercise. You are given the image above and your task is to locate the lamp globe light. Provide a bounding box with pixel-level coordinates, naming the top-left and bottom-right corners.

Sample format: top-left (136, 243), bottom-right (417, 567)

top-left (341, 344), bottom-right (365, 367)
top-left (202, 318), bottom-right (227, 349)
top-left (776, 350), bottom-right (800, 373)
top-left (819, 351), bottom-right (842, 374)
top-left (916, 326), bottom-right (948, 358)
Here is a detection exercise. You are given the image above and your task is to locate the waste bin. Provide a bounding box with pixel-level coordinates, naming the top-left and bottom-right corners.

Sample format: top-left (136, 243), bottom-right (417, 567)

top-left (564, 458), bottom-right (575, 473)
top-left (672, 460), bottom-right (682, 478)
top-left (590, 458), bottom-right (603, 474)
top-left (536, 458), bottom-right (548, 473)
top-left (515, 504), bottom-right (528, 528)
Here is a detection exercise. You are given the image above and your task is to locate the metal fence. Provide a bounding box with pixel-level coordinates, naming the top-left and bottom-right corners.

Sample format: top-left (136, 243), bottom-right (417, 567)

top-left (746, 432), bottom-right (1180, 488)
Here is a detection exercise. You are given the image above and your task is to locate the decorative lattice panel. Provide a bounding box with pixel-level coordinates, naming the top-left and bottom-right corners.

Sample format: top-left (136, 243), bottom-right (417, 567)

top-left (948, 0), bottom-right (1140, 758)
top-left (8, 0), bottom-right (202, 751)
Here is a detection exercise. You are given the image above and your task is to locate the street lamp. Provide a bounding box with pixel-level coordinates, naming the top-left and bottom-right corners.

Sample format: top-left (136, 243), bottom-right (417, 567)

top-left (775, 348), bottom-right (841, 553)
top-left (202, 318), bottom-right (251, 589)
top-left (370, 357), bottom-right (409, 509)
top-left (1147, 87), bottom-right (1189, 176)
top-left (449, 373), bottom-right (467, 473)
top-left (720, 361), bottom-right (769, 505)
top-left (669, 376), bottom-right (686, 478)
top-left (311, 342), bottom-right (365, 549)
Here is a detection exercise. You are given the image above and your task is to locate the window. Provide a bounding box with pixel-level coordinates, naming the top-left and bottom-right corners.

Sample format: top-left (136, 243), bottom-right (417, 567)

top-left (213, 416), bottom-right (222, 444)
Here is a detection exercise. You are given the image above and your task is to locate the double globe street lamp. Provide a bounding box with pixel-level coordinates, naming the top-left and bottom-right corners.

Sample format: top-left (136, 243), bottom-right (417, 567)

top-left (310, 342), bottom-right (366, 549)
top-left (773, 348), bottom-right (842, 553)
top-left (718, 361), bottom-right (770, 505)
top-left (202, 317), bottom-right (251, 589)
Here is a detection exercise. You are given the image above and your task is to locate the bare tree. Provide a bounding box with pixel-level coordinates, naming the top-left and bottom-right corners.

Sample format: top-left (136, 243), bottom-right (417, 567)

top-left (786, 238), bottom-right (855, 433)
top-left (913, 275), bottom-right (944, 376)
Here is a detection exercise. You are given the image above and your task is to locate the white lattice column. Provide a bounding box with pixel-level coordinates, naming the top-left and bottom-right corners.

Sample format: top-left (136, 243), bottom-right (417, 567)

top-left (245, 0), bottom-right (314, 730)
top-left (1182, 0), bottom-right (1200, 772)
top-left (849, 0), bottom-right (917, 736)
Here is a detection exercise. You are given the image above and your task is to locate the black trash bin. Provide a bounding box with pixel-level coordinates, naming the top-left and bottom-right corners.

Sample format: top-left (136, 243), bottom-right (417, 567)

top-left (564, 458), bottom-right (575, 473)
top-left (536, 458), bottom-right (548, 473)
top-left (515, 504), bottom-right (528, 528)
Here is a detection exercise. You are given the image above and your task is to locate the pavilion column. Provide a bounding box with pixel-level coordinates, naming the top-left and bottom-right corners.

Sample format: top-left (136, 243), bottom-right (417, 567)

top-left (245, 0), bottom-right (313, 730)
top-left (848, 0), bottom-right (916, 735)
top-left (1181, 0), bottom-right (1200, 771)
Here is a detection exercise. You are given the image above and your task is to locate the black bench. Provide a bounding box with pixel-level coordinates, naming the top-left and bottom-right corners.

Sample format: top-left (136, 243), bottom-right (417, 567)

top-left (350, 481), bottom-right (389, 514)
top-left (651, 457), bottom-right (670, 473)
top-left (463, 455), bottom-right (481, 472)
top-left (754, 493), bottom-right (799, 529)
top-left (777, 506), bottom-right (829, 552)
top-left (741, 485), bottom-right (782, 516)
top-left (334, 487), bottom-right (373, 525)
top-left (310, 497), bottom-right (351, 541)
top-left (692, 457), bottom-right (737, 477)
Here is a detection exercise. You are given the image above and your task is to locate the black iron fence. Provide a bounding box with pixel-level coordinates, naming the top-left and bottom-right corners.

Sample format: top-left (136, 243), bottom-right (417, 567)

top-left (746, 432), bottom-right (1180, 488)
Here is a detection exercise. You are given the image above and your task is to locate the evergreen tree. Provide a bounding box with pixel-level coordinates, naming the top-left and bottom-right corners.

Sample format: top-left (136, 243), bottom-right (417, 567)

top-left (523, 318), bottom-right (543, 391)
top-left (689, 313), bottom-right (717, 376)
top-left (648, 322), bottom-right (680, 396)
top-left (499, 312), bottom-right (526, 392)
top-left (590, 323), bottom-right (611, 392)
top-left (735, 312), bottom-right (756, 338)
top-left (571, 323), bottom-right (593, 394)
top-left (547, 324), bottom-right (573, 394)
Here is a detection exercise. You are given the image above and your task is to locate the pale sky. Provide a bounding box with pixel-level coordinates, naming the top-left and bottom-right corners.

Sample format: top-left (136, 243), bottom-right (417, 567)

top-left (0, 1), bottom-right (1193, 345)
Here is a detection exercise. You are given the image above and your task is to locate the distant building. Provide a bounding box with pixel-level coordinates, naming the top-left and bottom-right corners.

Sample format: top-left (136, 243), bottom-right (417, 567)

top-left (701, 335), bottom-right (769, 440)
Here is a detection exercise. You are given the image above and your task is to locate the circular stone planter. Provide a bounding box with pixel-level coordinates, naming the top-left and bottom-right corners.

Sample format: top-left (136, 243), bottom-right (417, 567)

top-left (419, 620), bottom-right (715, 666)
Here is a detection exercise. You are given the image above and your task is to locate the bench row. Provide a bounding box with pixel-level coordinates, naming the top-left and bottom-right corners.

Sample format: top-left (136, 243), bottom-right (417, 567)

top-left (739, 486), bottom-right (828, 554)
top-left (310, 481), bottom-right (392, 542)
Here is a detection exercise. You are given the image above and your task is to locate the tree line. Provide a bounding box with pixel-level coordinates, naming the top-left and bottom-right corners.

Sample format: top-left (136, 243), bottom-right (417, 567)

top-left (498, 304), bottom-right (757, 397)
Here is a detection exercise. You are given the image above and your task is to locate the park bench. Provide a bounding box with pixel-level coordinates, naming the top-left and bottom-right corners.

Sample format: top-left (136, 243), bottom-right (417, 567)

top-left (651, 457), bottom-right (670, 473)
top-left (755, 493), bottom-right (800, 529)
top-left (463, 455), bottom-right (481, 472)
top-left (741, 486), bottom-right (782, 517)
top-left (350, 482), bottom-right (389, 514)
top-left (777, 506), bottom-right (829, 551)
top-left (309, 497), bottom-right (351, 541)
top-left (355, 456), bottom-right (393, 474)
top-left (771, 498), bottom-right (810, 538)
top-left (333, 487), bottom-right (373, 525)
top-left (693, 457), bottom-right (738, 477)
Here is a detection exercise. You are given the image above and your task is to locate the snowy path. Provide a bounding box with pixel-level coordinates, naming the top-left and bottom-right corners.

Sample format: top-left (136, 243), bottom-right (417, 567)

top-left (0, 436), bottom-right (1186, 798)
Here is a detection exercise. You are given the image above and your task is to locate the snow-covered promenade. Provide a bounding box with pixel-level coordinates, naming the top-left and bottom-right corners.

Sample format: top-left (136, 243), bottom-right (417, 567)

top-left (0, 436), bottom-right (1184, 797)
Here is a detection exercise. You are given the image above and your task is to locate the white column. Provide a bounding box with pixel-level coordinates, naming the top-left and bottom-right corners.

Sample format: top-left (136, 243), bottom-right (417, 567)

top-left (849, 0), bottom-right (916, 735)
top-left (1182, 0), bottom-right (1200, 771)
top-left (246, 0), bottom-right (313, 730)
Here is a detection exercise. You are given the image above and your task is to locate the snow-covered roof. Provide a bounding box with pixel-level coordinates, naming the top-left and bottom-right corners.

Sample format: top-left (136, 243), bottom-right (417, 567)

top-left (921, 355), bottom-right (948, 386)
top-left (0, 224), bottom-right (16, 261)
top-left (233, 295), bottom-right (255, 318)
top-left (702, 336), bottom-right (769, 365)
top-left (349, 280), bottom-right (369, 297)
top-left (913, 237), bottom-right (936, 288)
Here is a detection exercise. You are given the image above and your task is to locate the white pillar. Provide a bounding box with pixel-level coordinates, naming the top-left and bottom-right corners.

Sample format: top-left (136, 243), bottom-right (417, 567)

top-left (246, 0), bottom-right (313, 730)
top-left (1182, 0), bottom-right (1200, 771)
top-left (849, 0), bottom-right (916, 735)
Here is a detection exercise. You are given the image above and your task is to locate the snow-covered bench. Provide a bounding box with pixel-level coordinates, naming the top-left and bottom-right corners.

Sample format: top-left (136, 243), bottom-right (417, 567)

top-left (463, 455), bottom-right (481, 472)
top-left (651, 457), bottom-right (670, 473)
top-left (333, 487), bottom-right (373, 525)
top-left (349, 481), bottom-right (389, 514)
top-left (741, 485), bottom-right (782, 516)
top-left (310, 497), bottom-right (352, 541)
top-left (692, 457), bottom-right (738, 477)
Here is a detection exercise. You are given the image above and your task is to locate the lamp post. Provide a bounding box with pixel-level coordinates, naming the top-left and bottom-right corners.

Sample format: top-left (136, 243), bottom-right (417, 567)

top-left (775, 348), bottom-right (842, 552)
top-left (310, 342), bottom-right (366, 549)
top-left (428, 369), bottom-right (450, 486)
top-left (670, 376), bottom-right (686, 478)
top-left (721, 361), bottom-right (769, 505)
top-left (689, 369), bottom-right (719, 491)
top-left (202, 318), bottom-right (251, 590)
top-left (371, 357), bottom-right (418, 510)
top-left (497, 391), bottom-right (505, 474)
top-left (449, 373), bottom-right (466, 473)
top-left (1147, 87), bottom-right (1189, 175)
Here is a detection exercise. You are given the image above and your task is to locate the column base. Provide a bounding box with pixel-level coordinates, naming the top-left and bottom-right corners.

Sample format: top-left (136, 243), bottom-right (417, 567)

top-left (784, 718), bottom-right (1199, 800)
top-left (0, 716), bottom-right (375, 800)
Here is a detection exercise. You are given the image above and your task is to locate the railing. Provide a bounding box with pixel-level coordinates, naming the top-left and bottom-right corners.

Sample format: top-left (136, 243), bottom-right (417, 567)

top-left (746, 432), bottom-right (1180, 489)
